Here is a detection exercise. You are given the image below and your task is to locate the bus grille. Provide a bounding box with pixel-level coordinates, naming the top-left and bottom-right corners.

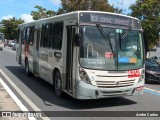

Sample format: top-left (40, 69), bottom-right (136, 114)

top-left (95, 79), bottom-right (135, 88)
top-left (100, 89), bottom-right (132, 96)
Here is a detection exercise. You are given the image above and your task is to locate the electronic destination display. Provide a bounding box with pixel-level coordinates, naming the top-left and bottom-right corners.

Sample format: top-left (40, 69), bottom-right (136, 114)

top-left (79, 12), bottom-right (141, 29)
top-left (90, 14), bottom-right (130, 26)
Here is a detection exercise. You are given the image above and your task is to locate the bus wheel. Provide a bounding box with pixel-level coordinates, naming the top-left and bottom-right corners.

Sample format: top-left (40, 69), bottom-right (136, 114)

top-left (54, 71), bottom-right (63, 97)
top-left (25, 60), bottom-right (31, 76)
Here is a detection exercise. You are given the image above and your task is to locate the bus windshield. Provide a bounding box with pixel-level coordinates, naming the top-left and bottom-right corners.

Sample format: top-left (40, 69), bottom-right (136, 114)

top-left (80, 25), bottom-right (144, 71)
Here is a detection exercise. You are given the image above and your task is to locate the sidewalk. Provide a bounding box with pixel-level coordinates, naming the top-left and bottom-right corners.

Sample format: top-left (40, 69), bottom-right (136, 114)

top-left (0, 82), bottom-right (28, 120)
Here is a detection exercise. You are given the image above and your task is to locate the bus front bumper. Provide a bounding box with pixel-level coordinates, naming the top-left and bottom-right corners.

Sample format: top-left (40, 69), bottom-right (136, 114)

top-left (76, 81), bottom-right (144, 99)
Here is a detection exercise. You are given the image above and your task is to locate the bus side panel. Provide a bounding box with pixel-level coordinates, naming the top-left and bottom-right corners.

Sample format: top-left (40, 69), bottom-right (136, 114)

top-left (16, 29), bottom-right (22, 64)
top-left (38, 47), bottom-right (51, 83)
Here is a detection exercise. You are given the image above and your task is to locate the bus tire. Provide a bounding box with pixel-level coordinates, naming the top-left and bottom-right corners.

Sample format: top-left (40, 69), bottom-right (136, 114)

top-left (25, 60), bottom-right (31, 76)
top-left (54, 71), bottom-right (63, 97)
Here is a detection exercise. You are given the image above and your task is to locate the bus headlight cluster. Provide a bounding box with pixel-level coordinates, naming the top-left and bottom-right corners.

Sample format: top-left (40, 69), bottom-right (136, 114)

top-left (79, 67), bottom-right (91, 84)
top-left (138, 69), bottom-right (145, 83)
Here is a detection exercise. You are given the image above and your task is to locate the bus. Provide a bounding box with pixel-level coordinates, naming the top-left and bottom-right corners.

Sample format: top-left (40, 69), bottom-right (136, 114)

top-left (0, 32), bottom-right (4, 50)
top-left (16, 11), bottom-right (145, 99)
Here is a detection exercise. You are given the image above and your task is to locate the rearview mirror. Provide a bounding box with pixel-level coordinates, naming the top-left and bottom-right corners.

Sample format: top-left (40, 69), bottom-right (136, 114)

top-left (74, 34), bottom-right (80, 47)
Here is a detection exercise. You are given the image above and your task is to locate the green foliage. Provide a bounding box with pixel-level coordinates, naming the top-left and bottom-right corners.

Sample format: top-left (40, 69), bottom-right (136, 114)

top-left (31, 5), bottom-right (56, 20)
top-left (130, 0), bottom-right (160, 49)
top-left (57, 0), bottom-right (122, 14)
top-left (0, 17), bottom-right (24, 40)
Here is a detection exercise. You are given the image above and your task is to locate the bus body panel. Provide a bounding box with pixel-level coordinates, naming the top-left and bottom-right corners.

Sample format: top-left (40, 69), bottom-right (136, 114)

top-left (76, 80), bottom-right (144, 99)
top-left (75, 68), bottom-right (144, 99)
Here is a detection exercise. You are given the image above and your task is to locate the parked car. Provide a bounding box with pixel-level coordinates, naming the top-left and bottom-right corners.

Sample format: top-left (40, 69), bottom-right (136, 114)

top-left (0, 40), bottom-right (4, 50)
top-left (150, 56), bottom-right (160, 64)
top-left (12, 43), bottom-right (17, 50)
top-left (8, 40), bottom-right (17, 47)
top-left (145, 59), bottom-right (160, 83)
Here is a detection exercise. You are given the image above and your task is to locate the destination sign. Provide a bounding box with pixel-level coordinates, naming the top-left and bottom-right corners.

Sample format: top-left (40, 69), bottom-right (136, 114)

top-left (79, 13), bottom-right (140, 27)
top-left (90, 14), bottom-right (131, 26)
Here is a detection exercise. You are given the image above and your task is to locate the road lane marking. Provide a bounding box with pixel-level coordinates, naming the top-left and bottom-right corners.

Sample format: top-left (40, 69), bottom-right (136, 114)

top-left (0, 77), bottom-right (36, 120)
top-left (144, 89), bottom-right (160, 96)
top-left (0, 69), bottom-right (50, 120)
top-left (145, 87), bottom-right (160, 94)
top-left (144, 87), bottom-right (160, 96)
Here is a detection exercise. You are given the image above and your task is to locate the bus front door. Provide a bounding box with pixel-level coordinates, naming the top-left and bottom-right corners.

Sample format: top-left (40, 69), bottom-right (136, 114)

top-left (66, 26), bottom-right (76, 93)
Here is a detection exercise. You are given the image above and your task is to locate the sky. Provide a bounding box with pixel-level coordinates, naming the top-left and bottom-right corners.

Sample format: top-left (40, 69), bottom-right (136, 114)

top-left (0, 0), bottom-right (136, 23)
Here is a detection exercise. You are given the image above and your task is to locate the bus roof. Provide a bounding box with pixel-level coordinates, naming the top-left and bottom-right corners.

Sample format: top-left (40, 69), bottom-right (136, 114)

top-left (19, 11), bottom-right (140, 27)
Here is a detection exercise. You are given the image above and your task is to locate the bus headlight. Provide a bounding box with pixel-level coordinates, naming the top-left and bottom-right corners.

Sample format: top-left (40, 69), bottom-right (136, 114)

top-left (138, 69), bottom-right (145, 83)
top-left (79, 67), bottom-right (91, 84)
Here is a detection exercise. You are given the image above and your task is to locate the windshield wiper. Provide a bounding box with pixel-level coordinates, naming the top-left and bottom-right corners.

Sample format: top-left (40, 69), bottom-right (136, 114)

top-left (119, 26), bottom-right (131, 50)
top-left (120, 26), bottom-right (131, 40)
top-left (96, 24), bottom-right (113, 53)
top-left (121, 31), bottom-right (129, 40)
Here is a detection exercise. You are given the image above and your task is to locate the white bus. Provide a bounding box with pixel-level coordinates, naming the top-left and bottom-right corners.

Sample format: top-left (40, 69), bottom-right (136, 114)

top-left (16, 11), bottom-right (145, 99)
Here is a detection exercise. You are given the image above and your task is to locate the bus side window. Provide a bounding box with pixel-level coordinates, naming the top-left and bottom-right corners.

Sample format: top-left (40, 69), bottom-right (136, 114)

top-left (52, 22), bottom-right (63, 50)
top-left (23, 28), bottom-right (29, 44)
top-left (22, 28), bottom-right (25, 44)
top-left (40, 23), bottom-right (53, 48)
top-left (44, 23), bottom-right (53, 48)
top-left (17, 29), bottom-right (20, 43)
top-left (26, 27), bottom-right (30, 43)
top-left (40, 24), bottom-right (45, 47)
top-left (29, 26), bottom-right (35, 46)
top-left (21, 30), bottom-right (23, 44)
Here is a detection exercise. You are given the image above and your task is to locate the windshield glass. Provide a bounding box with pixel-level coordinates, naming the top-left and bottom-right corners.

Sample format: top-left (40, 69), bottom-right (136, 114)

top-left (80, 25), bottom-right (144, 70)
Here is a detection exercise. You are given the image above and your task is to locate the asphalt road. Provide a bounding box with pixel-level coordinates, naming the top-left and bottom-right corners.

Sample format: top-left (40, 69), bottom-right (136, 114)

top-left (0, 47), bottom-right (160, 120)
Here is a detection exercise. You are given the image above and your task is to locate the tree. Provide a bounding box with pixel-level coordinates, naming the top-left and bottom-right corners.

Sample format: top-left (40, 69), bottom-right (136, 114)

top-left (57, 0), bottom-right (122, 15)
top-left (129, 0), bottom-right (160, 49)
top-left (31, 5), bottom-right (56, 20)
top-left (0, 17), bottom-right (24, 40)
